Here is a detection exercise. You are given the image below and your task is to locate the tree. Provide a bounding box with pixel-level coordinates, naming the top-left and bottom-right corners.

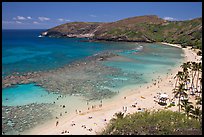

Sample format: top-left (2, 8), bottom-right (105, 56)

top-left (197, 50), bottom-right (202, 56)
top-left (199, 77), bottom-right (202, 96)
top-left (181, 99), bottom-right (194, 117)
top-left (111, 112), bottom-right (125, 122)
top-left (174, 71), bottom-right (185, 90)
top-left (191, 106), bottom-right (202, 121)
top-left (173, 83), bottom-right (188, 112)
top-left (196, 62), bottom-right (202, 91)
top-left (181, 62), bottom-right (191, 92)
top-left (180, 62), bottom-right (190, 74)
top-left (190, 62), bottom-right (197, 89)
top-left (196, 97), bottom-right (202, 105)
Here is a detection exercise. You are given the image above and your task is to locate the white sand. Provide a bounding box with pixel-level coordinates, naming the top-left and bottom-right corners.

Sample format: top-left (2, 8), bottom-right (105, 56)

top-left (23, 43), bottom-right (201, 135)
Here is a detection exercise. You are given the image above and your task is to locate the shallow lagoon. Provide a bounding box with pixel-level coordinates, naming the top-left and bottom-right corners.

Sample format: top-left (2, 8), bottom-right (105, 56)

top-left (2, 83), bottom-right (59, 106)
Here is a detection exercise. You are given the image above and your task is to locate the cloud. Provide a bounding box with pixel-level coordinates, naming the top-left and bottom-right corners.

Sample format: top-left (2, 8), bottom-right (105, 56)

top-left (27, 16), bottom-right (32, 19)
top-left (16, 21), bottom-right (23, 24)
top-left (2, 21), bottom-right (15, 24)
top-left (13, 16), bottom-right (29, 21)
top-left (90, 14), bottom-right (97, 17)
top-left (58, 18), bottom-right (70, 22)
top-left (58, 18), bottom-right (65, 22)
top-left (3, 20), bottom-right (24, 24)
top-left (3, 20), bottom-right (25, 25)
top-left (163, 17), bottom-right (177, 21)
top-left (16, 16), bottom-right (26, 20)
top-left (33, 21), bottom-right (40, 24)
top-left (38, 17), bottom-right (50, 21)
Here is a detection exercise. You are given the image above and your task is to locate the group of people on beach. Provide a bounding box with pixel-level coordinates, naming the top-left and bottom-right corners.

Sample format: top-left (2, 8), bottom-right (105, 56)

top-left (53, 97), bottom-right (104, 135)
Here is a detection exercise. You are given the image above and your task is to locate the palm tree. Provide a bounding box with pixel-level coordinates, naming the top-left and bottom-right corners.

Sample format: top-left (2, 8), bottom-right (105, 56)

top-left (181, 62), bottom-right (191, 90)
top-left (181, 63), bottom-right (187, 73)
top-left (196, 97), bottom-right (202, 105)
top-left (173, 83), bottom-right (188, 112)
top-left (190, 62), bottom-right (197, 89)
top-left (186, 61), bottom-right (191, 69)
top-left (111, 112), bottom-right (125, 122)
top-left (191, 106), bottom-right (202, 121)
top-left (196, 62), bottom-right (202, 91)
top-left (184, 72), bottom-right (190, 91)
top-left (174, 71), bottom-right (185, 89)
top-left (181, 62), bottom-right (191, 74)
top-left (199, 77), bottom-right (202, 95)
top-left (116, 112), bottom-right (124, 119)
top-left (181, 99), bottom-right (194, 117)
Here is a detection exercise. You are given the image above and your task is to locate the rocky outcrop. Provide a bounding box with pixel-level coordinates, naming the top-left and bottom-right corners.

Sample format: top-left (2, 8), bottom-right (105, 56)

top-left (42, 22), bottom-right (104, 38)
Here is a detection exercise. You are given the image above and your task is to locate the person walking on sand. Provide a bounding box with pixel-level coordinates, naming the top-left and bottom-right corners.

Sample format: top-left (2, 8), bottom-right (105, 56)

top-left (56, 121), bottom-right (59, 126)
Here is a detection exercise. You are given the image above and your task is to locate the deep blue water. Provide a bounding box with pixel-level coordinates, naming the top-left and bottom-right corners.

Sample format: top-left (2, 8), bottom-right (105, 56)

top-left (2, 29), bottom-right (132, 76)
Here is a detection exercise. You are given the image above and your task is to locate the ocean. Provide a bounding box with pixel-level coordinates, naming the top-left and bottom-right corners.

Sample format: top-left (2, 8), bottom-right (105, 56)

top-left (2, 29), bottom-right (184, 134)
top-left (2, 29), bottom-right (130, 76)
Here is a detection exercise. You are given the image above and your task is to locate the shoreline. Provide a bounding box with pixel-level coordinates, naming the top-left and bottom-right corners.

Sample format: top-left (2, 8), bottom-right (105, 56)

top-left (23, 43), bottom-right (201, 135)
top-left (160, 42), bottom-right (182, 48)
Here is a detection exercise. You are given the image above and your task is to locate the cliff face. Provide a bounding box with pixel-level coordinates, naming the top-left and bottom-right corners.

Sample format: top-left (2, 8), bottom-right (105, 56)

top-left (41, 15), bottom-right (202, 49)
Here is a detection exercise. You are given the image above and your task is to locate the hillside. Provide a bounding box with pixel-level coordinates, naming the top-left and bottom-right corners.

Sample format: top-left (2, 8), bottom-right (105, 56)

top-left (41, 15), bottom-right (202, 50)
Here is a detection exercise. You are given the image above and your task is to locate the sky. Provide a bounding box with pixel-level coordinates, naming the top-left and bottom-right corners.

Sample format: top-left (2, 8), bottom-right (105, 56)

top-left (2, 2), bottom-right (202, 29)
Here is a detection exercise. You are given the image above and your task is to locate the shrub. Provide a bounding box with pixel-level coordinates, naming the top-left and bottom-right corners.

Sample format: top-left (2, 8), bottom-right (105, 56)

top-left (101, 110), bottom-right (201, 135)
top-left (197, 51), bottom-right (202, 56)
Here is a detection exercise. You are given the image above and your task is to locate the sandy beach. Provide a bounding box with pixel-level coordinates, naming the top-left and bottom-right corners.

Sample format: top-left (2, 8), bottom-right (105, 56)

top-left (23, 43), bottom-right (202, 135)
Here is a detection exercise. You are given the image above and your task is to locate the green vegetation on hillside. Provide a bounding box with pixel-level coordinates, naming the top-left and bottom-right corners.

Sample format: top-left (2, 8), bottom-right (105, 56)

top-left (98, 17), bottom-right (202, 50)
top-left (105, 19), bottom-right (202, 50)
top-left (45, 15), bottom-right (202, 51)
top-left (101, 110), bottom-right (202, 135)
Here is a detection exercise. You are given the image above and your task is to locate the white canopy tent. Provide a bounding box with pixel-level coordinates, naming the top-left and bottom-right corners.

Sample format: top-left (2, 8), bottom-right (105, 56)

top-left (159, 94), bottom-right (168, 99)
top-left (159, 93), bottom-right (169, 104)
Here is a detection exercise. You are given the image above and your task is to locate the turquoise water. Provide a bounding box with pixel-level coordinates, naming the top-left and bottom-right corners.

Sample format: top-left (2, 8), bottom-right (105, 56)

top-left (2, 83), bottom-right (59, 106)
top-left (103, 43), bottom-right (184, 90)
top-left (2, 30), bottom-right (184, 107)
